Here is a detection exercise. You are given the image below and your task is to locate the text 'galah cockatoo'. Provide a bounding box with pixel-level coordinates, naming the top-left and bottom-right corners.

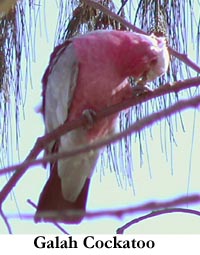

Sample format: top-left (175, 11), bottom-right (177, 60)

top-left (34, 30), bottom-right (169, 224)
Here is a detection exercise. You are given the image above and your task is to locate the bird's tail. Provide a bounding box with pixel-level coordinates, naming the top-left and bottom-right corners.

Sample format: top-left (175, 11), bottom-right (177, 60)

top-left (34, 161), bottom-right (90, 224)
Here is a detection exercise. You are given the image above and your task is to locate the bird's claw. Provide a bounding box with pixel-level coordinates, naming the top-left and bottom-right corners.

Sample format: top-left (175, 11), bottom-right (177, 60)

top-left (82, 109), bottom-right (97, 129)
top-left (132, 84), bottom-right (154, 96)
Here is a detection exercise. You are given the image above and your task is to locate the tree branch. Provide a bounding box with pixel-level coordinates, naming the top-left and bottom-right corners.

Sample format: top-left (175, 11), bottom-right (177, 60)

top-left (4, 84), bottom-right (200, 175)
top-left (117, 208), bottom-right (200, 234)
top-left (0, 76), bottom-right (199, 180)
top-left (168, 47), bottom-right (200, 74)
top-left (0, 77), bottom-right (199, 208)
top-left (83, 194), bottom-right (200, 221)
top-left (0, 75), bottom-right (199, 228)
top-left (5, 194), bottom-right (200, 224)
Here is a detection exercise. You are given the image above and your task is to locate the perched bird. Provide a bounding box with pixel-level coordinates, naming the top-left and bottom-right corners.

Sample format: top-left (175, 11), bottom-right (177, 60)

top-left (35, 30), bottom-right (169, 224)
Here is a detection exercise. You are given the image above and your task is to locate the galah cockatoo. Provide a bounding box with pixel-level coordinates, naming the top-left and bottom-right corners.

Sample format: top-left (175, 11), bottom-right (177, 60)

top-left (35, 30), bottom-right (169, 224)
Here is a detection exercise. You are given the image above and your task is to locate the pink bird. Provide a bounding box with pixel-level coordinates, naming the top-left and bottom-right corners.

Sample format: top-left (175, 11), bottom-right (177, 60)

top-left (35, 30), bottom-right (169, 224)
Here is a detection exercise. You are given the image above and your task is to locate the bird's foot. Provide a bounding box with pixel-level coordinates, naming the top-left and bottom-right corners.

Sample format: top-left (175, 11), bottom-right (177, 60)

top-left (82, 109), bottom-right (97, 129)
top-left (132, 83), bottom-right (154, 96)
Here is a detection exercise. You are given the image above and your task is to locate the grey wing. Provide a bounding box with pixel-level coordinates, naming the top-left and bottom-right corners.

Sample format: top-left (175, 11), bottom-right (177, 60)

top-left (44, 43), bottom-right (79, 149)
top-left (44, 42), bottom-right (99, 202)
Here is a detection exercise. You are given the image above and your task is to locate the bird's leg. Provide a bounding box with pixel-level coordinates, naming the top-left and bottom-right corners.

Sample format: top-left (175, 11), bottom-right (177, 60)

top-left (82, 109), bottom-right (97, 129)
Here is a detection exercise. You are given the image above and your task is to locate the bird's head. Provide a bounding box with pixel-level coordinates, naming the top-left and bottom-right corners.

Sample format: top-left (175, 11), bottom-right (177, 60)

top-left (145, 34), bottom-right (170, 82)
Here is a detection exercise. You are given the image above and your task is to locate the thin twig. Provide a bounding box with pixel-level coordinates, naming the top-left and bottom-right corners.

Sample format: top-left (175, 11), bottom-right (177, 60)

top-left (0, 208), bottom-right (12, 234)
top-left (0, 140), bottom-right (43, 206)
top-left (117, 208), bottom-right (200, 234)
top-left (117, 0), bottom-right (129, 15)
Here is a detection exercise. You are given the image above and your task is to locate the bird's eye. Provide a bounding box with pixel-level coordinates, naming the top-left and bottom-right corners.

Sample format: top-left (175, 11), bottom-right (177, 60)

top-left (150, 58), bottom-right (157, 67)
